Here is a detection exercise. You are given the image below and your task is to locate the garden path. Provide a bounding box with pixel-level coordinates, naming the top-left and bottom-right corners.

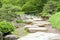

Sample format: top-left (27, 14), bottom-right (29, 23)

top-left (16, 15), bottom-right (60, 40)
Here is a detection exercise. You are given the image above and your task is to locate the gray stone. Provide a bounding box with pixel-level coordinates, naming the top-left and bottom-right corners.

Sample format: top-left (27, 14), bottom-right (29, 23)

top-left (49, 35), bottom-right (60, 40)
top-left (25, 19), bottom-right (33, 24)
top-left (24, 25), bottom-right (38, 29)
top-left (39, 21), bottom-right (50, 25)
top-left (4, 35), bottom-right (18, 40)
top-left (33, 23), bottom-right (45, 27)
top-left (33, 21), bottom-right (50, 25)
top-left (27, 27), bottom-right (48, 33)
top-left (33, 17), bottom-right (43, 21)
top-left (0, 32), bottom-right (3, 40)
top-left (17, 32), bottom-right (60, 40)
top-left (20, 14), bottom-right (33, 20)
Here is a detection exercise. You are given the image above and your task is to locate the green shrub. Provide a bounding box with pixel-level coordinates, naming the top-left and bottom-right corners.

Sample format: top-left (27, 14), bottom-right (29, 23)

top-left (49, 12), bottom-right (60, 30)
top-left (42, 1), bottom-right (57, 17)
top-left (22, 0), bottom-right (47, 15)
top-left (0, 21), bottom-right (15, 34)
top-left (42, 1), bottom-right (60, 17)
top-left (0, 4), bottom-right (21, 22)
top-left (16, 20), bottom-right (25, 23)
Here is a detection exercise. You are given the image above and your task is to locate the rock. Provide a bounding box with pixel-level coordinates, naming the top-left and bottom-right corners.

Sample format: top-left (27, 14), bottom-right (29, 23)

top-left (25, 19), bottom-right (33, 24)
top-left (50, 35), bottom-right (60, 40)
top-left (4, 35), bottom-right (18, 40)
top-left (20, 14), bottom-right (33, 20)
top-left (25, 15), bottom-right (33, 19)
top-left (33, 23), bottom-right (45, 27)
top-left (0, 32), bottom-right (3, 40)
top-left (20, 14), bottom-right (31, 20)
top-left (24, 25), bottom-right (38, 29)
top-left (17, 32), bottom-right (60, 40)
top-left (26, 27), bottom-right (48, 33)
top-left (33, 17), bottom-right (43, 21)
top-left (33, 21), bottom-right (50, 25)
top-left (40, 21), bottom-right (50, 25)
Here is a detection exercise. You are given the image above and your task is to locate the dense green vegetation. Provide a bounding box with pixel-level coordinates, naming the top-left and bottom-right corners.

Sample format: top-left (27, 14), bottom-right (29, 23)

top-left (0, 0), bottom-right (60, 36)
top-left (49, 12), bottom-right (60, 30)
top-left (0, 0), bottom-right (60, 16)
top-left (0, 21), bottom-right (15, 34)
top-left (0, 4), bottom-right (21, 21)
top-left (42, 0), bottom-right (60, 16)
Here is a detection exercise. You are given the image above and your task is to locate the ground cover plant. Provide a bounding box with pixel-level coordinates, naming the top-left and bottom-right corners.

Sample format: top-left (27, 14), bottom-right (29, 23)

top-left (49, 12), bottom-right (60, 30)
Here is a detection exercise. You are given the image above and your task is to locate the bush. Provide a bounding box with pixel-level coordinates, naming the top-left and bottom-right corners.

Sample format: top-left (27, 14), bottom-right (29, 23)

top-left (22, 0), bottom-right (47, 15)
top-left (42, 1), bottom-right (57, 17)
top-left (16, 20), bottom-right (25, 23)
top-left (0, 21), bottom-right (15, 34)
top-left (49, 12), bottom-right (60, 30)
top-left (0, 4), bottom-right (21, 22)
top-left (42, 0), bottom-right (60, 17)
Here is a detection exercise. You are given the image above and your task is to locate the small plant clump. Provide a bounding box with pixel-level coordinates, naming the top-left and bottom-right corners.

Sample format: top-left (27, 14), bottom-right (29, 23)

top-left (16, 20), bottom-right (25, 23)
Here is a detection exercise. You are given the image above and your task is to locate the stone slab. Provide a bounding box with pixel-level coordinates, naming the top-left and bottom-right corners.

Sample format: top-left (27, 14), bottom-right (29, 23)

top-left (17, 32), bottom-right (60, 40)
top-left (26, 27), bottom-right (48, 33)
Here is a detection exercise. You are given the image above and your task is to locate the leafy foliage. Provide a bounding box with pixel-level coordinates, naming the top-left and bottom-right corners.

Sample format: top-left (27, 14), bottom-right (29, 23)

top-left (0, 4), bottom-right (21, 21)
top-left (22, 0), bottom-right (47, 14)
top-left (0, 0), bottom-right (60, 16)
top-left (0, 21), bottom-right (15, 34)
top-left (49, 12), bottom-right (60, 30)
top-left (16, 20), bottom-right (25, 23)
top-left (42, 0), bottom-right (60, 17)
top-left (42, 1), bottom-right (55, 16)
